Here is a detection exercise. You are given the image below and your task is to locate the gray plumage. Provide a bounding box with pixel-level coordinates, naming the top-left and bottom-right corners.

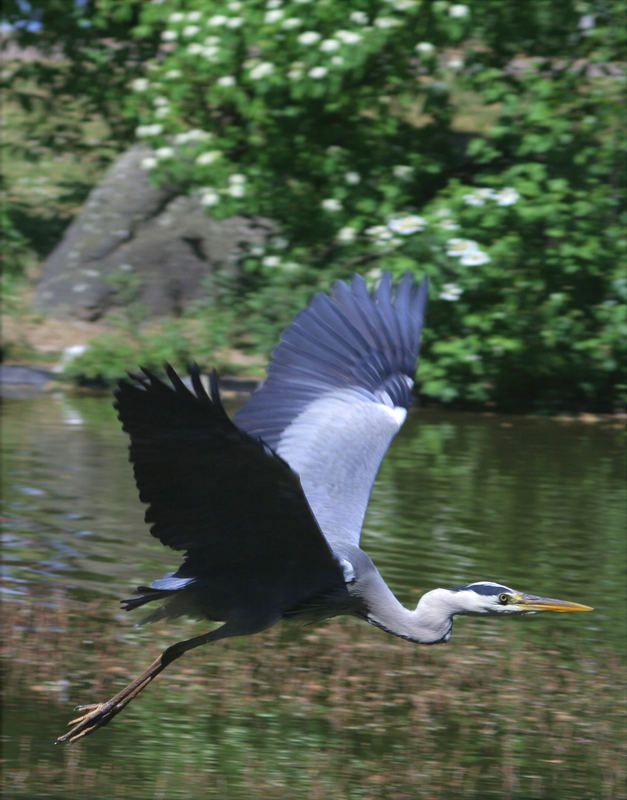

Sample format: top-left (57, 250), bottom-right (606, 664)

top-left (56, 272), bottom-right (592, 745)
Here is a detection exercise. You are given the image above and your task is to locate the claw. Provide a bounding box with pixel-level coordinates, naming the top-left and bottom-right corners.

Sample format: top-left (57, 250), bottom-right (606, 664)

top-left (67, 704), bottom-right (103, 726)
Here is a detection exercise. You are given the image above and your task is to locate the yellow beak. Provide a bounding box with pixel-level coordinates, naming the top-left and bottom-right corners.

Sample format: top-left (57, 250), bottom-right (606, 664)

top-left (515, 593), bottom-right (593, 612)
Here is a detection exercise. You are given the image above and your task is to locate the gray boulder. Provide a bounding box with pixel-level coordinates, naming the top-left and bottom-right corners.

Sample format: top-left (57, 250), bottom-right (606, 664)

top-left (33, 147), bottom-right (272, 320)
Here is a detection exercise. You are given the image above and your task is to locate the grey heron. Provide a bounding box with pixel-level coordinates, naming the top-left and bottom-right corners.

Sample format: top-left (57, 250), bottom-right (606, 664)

top-left (56, 273), bottom-right (592, 744)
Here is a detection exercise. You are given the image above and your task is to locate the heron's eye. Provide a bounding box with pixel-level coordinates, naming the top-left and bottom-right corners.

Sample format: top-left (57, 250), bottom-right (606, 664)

top-left (498, 593), bottom-right (510, 605)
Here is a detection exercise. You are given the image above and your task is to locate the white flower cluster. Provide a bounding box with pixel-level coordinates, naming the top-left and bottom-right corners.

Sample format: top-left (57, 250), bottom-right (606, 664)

top-left (463, 187), bottom-right (520, 207)
top-left (198, 173), bottom-right (248, 208)
top-left (136, 123), bottom-right (164, 138)
top-left (260, 251), bottom-right (300, 273)
top-left (388, 214), bottom-right (427, 235)
top-left (449, 4), bottom-right (469, 18)
top-left (173, 129), bottom-right (212, 144)
top-left (446, 239), bottom-right (491, 265)
top-left (365, 213), bottom-right (427, 249)
top-left (321, 198), bottom-right (342, 212)
top-left (439, 283), bottom-right (463, 301)
top-left (249, 61), bottom-right (274, 80)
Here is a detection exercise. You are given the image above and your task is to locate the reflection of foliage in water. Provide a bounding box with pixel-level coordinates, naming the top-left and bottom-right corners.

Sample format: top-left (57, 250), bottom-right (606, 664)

top-left (2, 395), bottom-right (625, 798)
top-left (2, 593), bottom-right (625, 800)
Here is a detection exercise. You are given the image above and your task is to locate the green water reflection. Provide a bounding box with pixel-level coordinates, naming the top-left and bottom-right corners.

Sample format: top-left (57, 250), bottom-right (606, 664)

top-left (2, 393), bottom-right (625, 799)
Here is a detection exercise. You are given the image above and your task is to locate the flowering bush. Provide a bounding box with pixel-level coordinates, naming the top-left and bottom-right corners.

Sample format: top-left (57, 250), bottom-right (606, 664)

top-left (5, 0), bottom-right (626, 409)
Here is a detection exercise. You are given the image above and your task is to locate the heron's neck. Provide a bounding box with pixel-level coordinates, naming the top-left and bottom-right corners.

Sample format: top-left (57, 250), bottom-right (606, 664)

top-left (362, 584), bottom-right (454, 645)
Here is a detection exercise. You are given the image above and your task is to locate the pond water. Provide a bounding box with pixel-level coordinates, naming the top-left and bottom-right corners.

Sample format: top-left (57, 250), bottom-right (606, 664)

top-left (1, 390), bottom-right (625, 799)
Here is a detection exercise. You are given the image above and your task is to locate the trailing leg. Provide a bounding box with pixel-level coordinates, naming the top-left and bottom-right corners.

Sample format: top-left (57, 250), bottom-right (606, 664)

top-left (56, 624), bottom-right (236, 744)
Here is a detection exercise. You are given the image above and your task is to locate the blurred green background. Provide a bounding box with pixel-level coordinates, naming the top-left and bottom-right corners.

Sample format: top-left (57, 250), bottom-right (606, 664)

top-left (2, 0), bottom-right (626, 410)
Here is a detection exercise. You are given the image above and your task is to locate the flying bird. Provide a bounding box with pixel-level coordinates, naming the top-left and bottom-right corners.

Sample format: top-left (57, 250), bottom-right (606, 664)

top-left (56, 273), bottom-right (592, 744)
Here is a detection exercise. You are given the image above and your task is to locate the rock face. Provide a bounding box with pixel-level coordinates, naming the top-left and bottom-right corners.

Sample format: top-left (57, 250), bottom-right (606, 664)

top-left (33, 147), bottom-right (272, 320)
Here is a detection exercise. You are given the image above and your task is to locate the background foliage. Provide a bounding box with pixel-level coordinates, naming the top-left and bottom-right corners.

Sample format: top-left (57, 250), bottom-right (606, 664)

top-left (3, 0), bottom-right (626, 410)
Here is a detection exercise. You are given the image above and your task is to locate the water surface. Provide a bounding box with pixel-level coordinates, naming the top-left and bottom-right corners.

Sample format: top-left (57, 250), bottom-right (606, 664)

top-left (2, 391), bottom-right (625, 799)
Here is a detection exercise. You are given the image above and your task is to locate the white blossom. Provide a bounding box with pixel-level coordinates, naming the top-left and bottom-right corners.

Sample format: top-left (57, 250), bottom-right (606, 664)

top-left (463, 188), bottom-right (496, 206)
top-left (288, 65), bottom-right (304, 80)
top-left (308, 66), bottom-right (328, 79)
top-left (388, 214), bottom-right (427, 234)
top-left (153, 96), bottom-right (169, 106)
top-left (169, 12), bottom-right (184, 23)
top-left (203, 45), bottom-right (220, 60)
top-left (131, 78), bottom-right (149, 91)
top-left (266, 0), bottom-right (282, 8)
top-left (391, 0), bottom-right (417, 9)
top-left (460, 249), bottom-right (491, 266)
top-left (161, 30), bottom-right (178, 41)
top-left (438, 219), bottom-right (460, 230)
top-left (365, 225), bottom-right (393, 239)
top-left (337, 226), bottom-right (357, 243)
top-left (165, 69), bottom-right (182, 79)
top-left (449, 4), bottom-right (469, 18)
top-left (374, 17), bottom-right (401, 28)
top-left (298, 31), bottom-right (322, 45)
top-left (320, 38), bottom-right (340, 52)
top-left (494, 187), bottom-right (520, 206)
top-left (321, 198), bottom-right (342, 212)
top-left (271, 236), bottom-right (288, 249)
top-left (282, 17), bottom-right (302, 29)
top-left (228, 0), bottom-right (242, 8)
top-left (229, 173), bottom-right (247, 184)
top-left (196, 151), bottom-right (221, 165)
top-left (262, 255), bottom-right (281, 267)
top-left (350, 11), bottom-right (368, 24)
top-left (187, 11), bottom-right (202, 22)
top-left (226, 17), bottom-right (243, 27)
top-left (331, 55), bottom-right (344, 66)
top-left (141, 156), bottom-right (158, 170)
top-left (446, 238), bottom-right (480, 256)
top-left (217, 75), bottom-right (236, 87)
top-left (344, 171), bottom-right (361, 185)
top-left (249, 61), bottom-right (275, 79)
top-left (182, 24), bottom-right (201, 37)
top-left (187, 42), bottom-right (204, 55)
top-left (199, 189), bottom-right (220, 206)
top-left (155, 146), bottom-right (174, 159)
top-left (154, 106), bottom-right (169, 118)
top-left (335, 30), bottom-right (362, 44)
top-left (135, 123), bottom-right (163, 137)
top-left (227, 183), bottom-right (246, 198)
top-left (439, 283), bottom-right (463, 301)
top-left (415, 41), bottom-right (435, 55)
top-left (392, 164), bottom-right (413, 179)
top-left (448, 57), bottom-right (464, 70)
top-left (208, 14), bottom-right (228, 26)
top-left (265, 9), bottom-right (284, 23)
top-left (174, 129), bottom-right (211, 144)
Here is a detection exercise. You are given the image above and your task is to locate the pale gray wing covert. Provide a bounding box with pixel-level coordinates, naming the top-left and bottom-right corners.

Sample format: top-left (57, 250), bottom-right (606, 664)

top-left (234, 273), bottom-right (429, 549)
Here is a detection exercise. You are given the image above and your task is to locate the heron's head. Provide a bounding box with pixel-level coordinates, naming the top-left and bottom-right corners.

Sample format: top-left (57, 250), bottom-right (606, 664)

top-left (444, 581), bottom-right (593, 616)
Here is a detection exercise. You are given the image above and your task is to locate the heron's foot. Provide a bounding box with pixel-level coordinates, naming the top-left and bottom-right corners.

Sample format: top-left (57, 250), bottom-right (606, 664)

top-left (55, 698), bottom-right (124, 744)
top-left (55, 654), bottom-right (167, 744)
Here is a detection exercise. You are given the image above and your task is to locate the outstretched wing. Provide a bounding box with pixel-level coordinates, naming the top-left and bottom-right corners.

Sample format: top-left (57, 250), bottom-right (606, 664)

top-left (114, 365), bottom-right (344, 609)
top-left (235, 273), bottom-right (429, 549)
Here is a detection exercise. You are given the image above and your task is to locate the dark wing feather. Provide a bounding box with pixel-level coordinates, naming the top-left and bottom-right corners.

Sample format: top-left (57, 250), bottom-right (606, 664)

top-left (114, 365), bottom-right (344, 610)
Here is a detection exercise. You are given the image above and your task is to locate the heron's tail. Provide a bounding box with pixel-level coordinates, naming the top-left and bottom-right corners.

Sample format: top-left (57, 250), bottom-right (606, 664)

top-left (121, 586), bottom-right (175, 612)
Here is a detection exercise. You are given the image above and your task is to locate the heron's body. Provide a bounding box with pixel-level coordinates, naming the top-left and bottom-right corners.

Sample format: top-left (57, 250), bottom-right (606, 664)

top-left (56, 273), bottom-right (591, 744)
